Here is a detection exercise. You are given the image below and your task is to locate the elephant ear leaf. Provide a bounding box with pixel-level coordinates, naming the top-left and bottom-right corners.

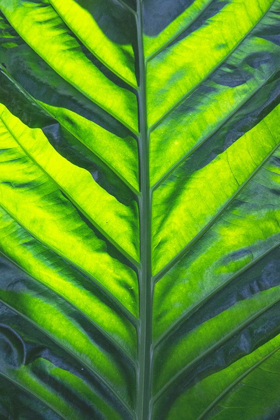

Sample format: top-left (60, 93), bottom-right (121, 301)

top-left (0, 0), bottom-right (280, 419)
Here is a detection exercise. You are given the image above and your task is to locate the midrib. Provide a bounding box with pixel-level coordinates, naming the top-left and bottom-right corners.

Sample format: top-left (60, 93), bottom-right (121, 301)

top-left (136, 0), bottom-right (153, 419)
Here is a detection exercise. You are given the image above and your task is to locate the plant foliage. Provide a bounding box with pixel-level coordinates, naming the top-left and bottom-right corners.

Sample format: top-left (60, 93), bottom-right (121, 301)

top-left (0, 0), bottom-right (280, 419)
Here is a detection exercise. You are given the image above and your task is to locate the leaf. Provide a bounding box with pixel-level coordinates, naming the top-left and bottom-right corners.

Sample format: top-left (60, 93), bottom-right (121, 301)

top-left (0, 0), bottom-right (280, 419)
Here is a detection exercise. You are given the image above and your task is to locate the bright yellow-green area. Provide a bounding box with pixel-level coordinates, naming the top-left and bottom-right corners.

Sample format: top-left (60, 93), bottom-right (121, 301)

top-left (153, 145), bottom-right (280, 340)
top-left (150, 36), bottom-right (280, 186)
top-left (154, 285), bottom-right (280, 393)
top-left (0, 104), bottom-right (139, 263)
top-left (49, 0), bottom-right (137, 88)
top-left (146, 0), bottom-right (274, 127)
top-left (144, 0), bottom-right (213, 58)
top-left (0, 0), bottom-right (138, 133)
top-left (0, 107), bottom-right (138, 316)
top-left (0, 289), bottom-right (131, 404)
top-left (154, 214), bottom-right (280, 340)
top-left (152, 104), bottom-right (280, 274)
top-left (0, 207), bottom-right (136, 358)
top-left (155, 218), bottom-right (280, 346)
top-left (165, 335), bottom-right (280, 419)
top-left (40, 102), bottom-right (139, 192)
top-left (8, 358), bottom-right (122, 420)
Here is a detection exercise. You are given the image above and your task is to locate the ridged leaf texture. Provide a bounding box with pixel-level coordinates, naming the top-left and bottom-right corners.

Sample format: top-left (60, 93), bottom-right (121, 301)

top-left (0, 0), bottom-right (280, 419)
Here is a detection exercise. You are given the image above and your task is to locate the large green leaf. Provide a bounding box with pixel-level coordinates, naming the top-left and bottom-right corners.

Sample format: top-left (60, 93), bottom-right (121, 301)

top-left (0, 0), bottom-right (280, 419)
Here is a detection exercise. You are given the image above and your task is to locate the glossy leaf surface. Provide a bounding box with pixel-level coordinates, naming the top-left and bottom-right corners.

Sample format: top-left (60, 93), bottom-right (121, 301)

top-left (0, 0), bottom-right (280, 419)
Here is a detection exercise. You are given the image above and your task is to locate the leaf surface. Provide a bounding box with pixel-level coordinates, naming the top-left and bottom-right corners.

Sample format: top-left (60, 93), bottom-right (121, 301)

top-left (0, 0), bottom-right (280, 419)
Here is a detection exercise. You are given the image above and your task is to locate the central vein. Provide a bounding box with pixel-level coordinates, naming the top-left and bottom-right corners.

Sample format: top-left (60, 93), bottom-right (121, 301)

top-left (136, 1), bottom-right (153, 419)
